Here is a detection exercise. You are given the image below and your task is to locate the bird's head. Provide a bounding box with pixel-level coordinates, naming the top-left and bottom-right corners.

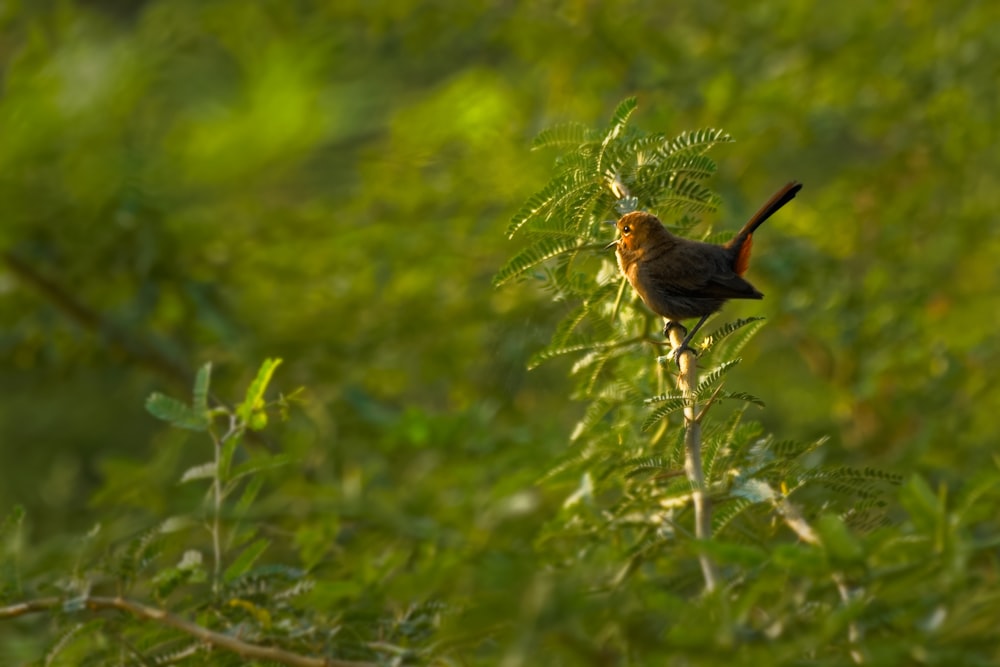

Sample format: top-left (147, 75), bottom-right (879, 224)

top-left (607, 211), bottom-right (668, 253)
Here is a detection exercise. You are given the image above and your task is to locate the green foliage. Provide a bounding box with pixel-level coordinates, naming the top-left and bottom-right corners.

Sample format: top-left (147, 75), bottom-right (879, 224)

top-left (3, 2), bottom-right (1000, 666)
top-left (497, 98), bottom-right (730, 288)
top-left (237, 357), bottom-right (282, 430)
top-left (0, 360), bottom-right (412, 665)
top-left (488, 99), bottom-right (1000, 667)
top-left (145, 394), bottom-right (210, 432)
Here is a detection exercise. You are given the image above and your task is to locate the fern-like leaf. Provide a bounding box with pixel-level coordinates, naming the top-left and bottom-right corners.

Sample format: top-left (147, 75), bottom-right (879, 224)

top-left (622, 456), bottom-right (669, 478)
top-left (527, 336), bottom-right (622, 370)
top-left (641, 397), bottom-right (687, 431)
top-left (650, 177), bottom-right (721, 213)
top-left (665, 128), bottom-right (734, 157)
top-left (702, 317), bottom-right (765, 347)
top-left (494, 237), bottom-right (585, 287)
top-left (705, 318), bottom-right (767, 359)
top-left (696, 359), bottom-right (741, 391)
top-left (508, 181), bottom-right (566, 238)
top-left (712, 497), bottom-right (754, 534)
top-left (718, 391), bottom-right (766, 408)
top-left (532, 122), bottom-right (594, 150)
top-left (146, 393), bottom-right (209, 431)
top-left (605, 97), bottom-right (638, 142)
top-left (656, 153), bottom-right (719, 179)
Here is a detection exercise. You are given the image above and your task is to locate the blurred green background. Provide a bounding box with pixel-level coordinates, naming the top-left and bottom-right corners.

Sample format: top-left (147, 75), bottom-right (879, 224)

top-left (2, 0), bottom-right (998, 543)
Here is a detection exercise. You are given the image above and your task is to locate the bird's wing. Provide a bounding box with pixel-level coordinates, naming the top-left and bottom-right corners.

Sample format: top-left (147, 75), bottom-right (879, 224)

top-left (639, 252), bottom-right (763, 300)
top-left (699, 273), bottom-right (763, 299)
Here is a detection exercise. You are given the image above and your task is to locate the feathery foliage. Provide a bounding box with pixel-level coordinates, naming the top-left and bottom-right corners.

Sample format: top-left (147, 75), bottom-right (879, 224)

top-left (495, 100), bottom-right (933, 664)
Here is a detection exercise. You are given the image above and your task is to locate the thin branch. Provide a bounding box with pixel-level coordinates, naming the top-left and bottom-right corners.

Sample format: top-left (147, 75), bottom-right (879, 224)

top-left (2, 250), bottom-right (191, 387)
top-left (694, 382), bottom-right (727, 425)
top-left (0, 596), bottom-right (375, 667)
top-left (2, 250), bottom-right (278, 451)
top-left (666, 323), bottom-right (718, 592)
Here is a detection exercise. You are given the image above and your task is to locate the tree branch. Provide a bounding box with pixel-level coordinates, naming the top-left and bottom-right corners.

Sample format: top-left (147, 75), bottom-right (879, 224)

top-left (667, 324), bottom-right (719, 592)
top-left (0, 595), bottom-right (376, 667)
top-left (1, 250), bottom-right (191, 387)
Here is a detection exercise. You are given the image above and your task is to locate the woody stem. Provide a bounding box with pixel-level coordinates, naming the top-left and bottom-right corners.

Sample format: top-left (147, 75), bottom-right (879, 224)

top-left (666, 323), bottom-right (718, 593)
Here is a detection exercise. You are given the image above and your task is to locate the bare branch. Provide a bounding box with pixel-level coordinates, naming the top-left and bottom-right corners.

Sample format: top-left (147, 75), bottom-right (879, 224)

top-left (667, 324), bottom-right (718, 592)
top-left (0, 596), bottom-right (375, 667)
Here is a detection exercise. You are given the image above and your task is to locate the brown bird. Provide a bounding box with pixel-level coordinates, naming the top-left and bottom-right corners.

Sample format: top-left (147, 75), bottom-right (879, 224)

top-left (609, 182), bottom-right (802, 361)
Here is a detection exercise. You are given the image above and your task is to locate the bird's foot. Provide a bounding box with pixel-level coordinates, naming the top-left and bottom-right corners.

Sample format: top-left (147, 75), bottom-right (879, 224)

top-left (670, 341), bottom-right (698, 368)
top-left (663, 320), bottom-right (687, 338)
top-left (661, 321), bottom-right (695, 367)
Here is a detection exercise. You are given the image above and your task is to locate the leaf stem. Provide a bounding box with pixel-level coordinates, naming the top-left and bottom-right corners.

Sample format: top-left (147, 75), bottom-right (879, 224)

top-left (210, 412), bottom-right (240, 594)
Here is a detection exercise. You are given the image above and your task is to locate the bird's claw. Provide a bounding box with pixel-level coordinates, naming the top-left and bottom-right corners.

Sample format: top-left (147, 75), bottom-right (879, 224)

top-left (662, 321), bottom-right (696, 367)
top-left (670, 342), bottom-right (698, 368)
top-left (663, 321), bottom-right (686, 338)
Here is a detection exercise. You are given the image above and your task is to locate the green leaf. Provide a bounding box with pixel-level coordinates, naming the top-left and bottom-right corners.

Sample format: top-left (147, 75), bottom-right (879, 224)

top-left (657, 153), bottom-right (719, 179)
top-left (193, 362), bottom-right (211, 415)
top-left (223, 538), bottom-right (271, 583)
top-left (623, 455), bottom-right (668, 478)
top-left (652, 177), bottom-right (721, 214)
top-left (506, 170), bottom-right (601, 239)
top-left (665, 128), bottom-right (733, 157)
top-left (643, 391), bottom-right (686, 405)
top-left (179, 462), bottom-right (216, 484)
top-left (696, 359), bottom-right (741, 391)
top-left (816, 513), bottom-right (865, 563)
top-left (718, 391), bottom-right (766, 408)
top-left (219, 432), bottom-right (242, 485)
top-left (641, 397), bottom-right (687, 431)
top-left (605, 97), bottom-right (638, 140)
top-left (234, 475), bottom-right (265, 517)
top-left (571, 386), bottom-right (636, 441)
top-left (507, 180), bottom-right (564, 238)
top-left (145, 392), bottom-right (209, 431)
top-left (704, 317), bottom-right (766, 359)
top-left (598, 97), bottom-right (639, 171)
top-left (229, 453), bottom-right (295, 483)
top-left (531, 121), bottom-right (593, 150)
top-left (711, 497), bottom-right (754, 534)
top-left (528, 337), bottom-right (625, 370)
top-left (549, 304), bottom-right (590, 348)
top-left (900, 474), bottom-right (943, 535)
top-left (493, 237), bottom-right (586, 287)
top-left (237, 358), bottom-right (283, 425)
top-left (702, 317), bottom-right (764, 348)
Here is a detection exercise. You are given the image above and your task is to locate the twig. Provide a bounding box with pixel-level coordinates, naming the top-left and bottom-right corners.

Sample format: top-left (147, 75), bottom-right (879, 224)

top-left (2, 250), bottom-right (278, 451)
top-left (0, 596), bottom-right (375, 667)
top-left (666, 324), bottom-right (719, 592)
top-left (2, 250), bottom-right (190, 387)
top-left (208, 412), bottom-right (241, 594)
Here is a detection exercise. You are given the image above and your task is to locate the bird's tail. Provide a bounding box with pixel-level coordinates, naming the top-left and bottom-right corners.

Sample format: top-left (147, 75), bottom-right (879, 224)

top-left (728, 181), bottom-right (802, 275)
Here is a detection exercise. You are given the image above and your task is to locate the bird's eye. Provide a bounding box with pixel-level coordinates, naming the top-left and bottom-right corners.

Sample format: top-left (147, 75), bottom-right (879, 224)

top-left (622, 225), bottom-right (631, 235)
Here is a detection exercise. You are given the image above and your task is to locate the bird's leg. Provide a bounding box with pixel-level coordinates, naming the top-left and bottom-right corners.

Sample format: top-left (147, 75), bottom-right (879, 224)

top-left (668, 315), bottom-right (710, 366)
